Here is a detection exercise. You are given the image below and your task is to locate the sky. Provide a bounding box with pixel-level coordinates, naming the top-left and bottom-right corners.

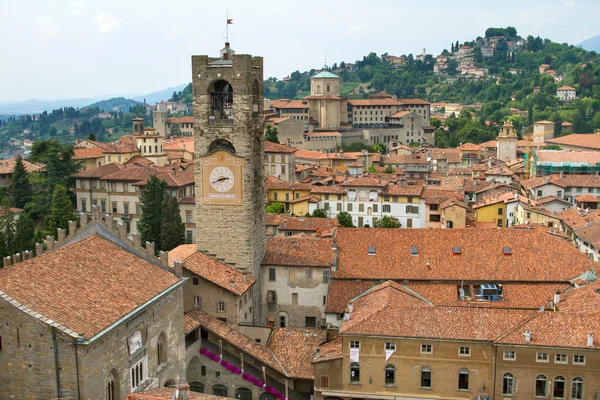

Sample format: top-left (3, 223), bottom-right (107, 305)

top-left (1, 0), bottom-right (599, 102)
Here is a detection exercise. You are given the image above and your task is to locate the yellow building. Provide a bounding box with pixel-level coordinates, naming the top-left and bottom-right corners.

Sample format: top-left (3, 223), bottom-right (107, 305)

top-left (305, 71), bottom-right (348, 129)
top-left (264, 177), bottom-right (312, 211)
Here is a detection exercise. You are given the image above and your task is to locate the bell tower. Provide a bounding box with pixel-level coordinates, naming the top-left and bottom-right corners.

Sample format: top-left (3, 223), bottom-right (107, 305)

top-left (192, 44), bottom-right (265, 323)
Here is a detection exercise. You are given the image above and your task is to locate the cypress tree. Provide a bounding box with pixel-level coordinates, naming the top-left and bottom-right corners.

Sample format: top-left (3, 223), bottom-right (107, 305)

top-left (13, 212), bottom-right (34, 254)
top-left (10, 155), bottom-right (31, 208)
top-left (48, 185), bottom-right (75, 237)
top-left (138, 175), bottom-right (166, 249)
top-left (159, 194), bottom-right (185, 251)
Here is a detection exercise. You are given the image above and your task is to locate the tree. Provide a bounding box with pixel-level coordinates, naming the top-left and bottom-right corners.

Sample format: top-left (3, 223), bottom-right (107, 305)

top-left (376, 215), bottom-right (401, 228)
top-left (88, 133), bottom-right (96, 141)
top-left (169, 123), bottom-right (182, 138)
top-left (311, 209), bottom-right (328, 218)
top-left (383, 166), bottom-right (395, 174)
top-left (543, 144), bottom-right (563, 150)
top-left (265, 124), bottom-right (279, 143)
top-left (138, 176), bottom-right (166, 247)
top-left (367, 165), bottom-right (377, 173)
top-left (13, 212), bottom-right (34, 254)
top-left (47, 185), bottom-right (75, 237)
top-left (0, 207), bottom-right (16, 256)
top-left (265, 202), bottom-right (284, 213)
top-left (446, 59), bottom-right (459, 75)
top-left (159, 194), bottom-right (185, 251)
top-left (337, 211), bottom-right (354, 227)
top-left (10, 155), bottom-right (31, 209)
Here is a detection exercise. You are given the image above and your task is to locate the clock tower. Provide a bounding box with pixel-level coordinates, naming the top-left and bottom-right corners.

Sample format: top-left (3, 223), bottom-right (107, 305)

top-left (192, 43), bottom-right (265, 323)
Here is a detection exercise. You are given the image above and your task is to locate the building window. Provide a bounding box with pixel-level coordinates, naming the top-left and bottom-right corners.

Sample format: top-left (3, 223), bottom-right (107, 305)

top-left (321, 376), bottom-right (329, 389)
top-left (573, 355), bottom-right (585, 365)
top-left (269, 268), bottom-right (276, 281)
top-left (81, 199), bottom-right (86, 212)
top-left (306, 269), bottom-right (312, 281)
top-left (292, 293), bottom-right (298, 305)
top-left (112, 202), bottom-right (118, 213)
top-left (101, 200), bottom-right (106, 212)
top-left (193, 296), bottom-right (201, 307)
top-left (571, 377), bottom-right (584, 400)
top-left (535, 374), bottom-right (548, 397)
top-left (186, 211), bottom-right (192, 223)
top-left (358, 203), bottom-right (364, 212)
top-left (350, 341), bottom-right (360, 349)
top-left (217, 301), bottom-right (226, 313)
top-left (157, 333), bottom-right (167, 366)
top-left (502, 373), bottom-right (514, 395)
top-left (130, 356), bottom-right (148, 391)
top-left (385, 342), bottom-right (396, 351)
top-left (503, 350), bottom-right (516, 360)
top-left (553, 376), bottom-right (566, 399)
top-left (289, 269), bottom-right (295, 281)
top-left (458, 368), bottom-right (469, 390)
top-left (420, 344), bottom-right (432, 354)
top-left (498, 207), bottom-right (503, 215)
top-left (420, 367), bottom-right (432, 388)
top-left (536, 352), bottom-right (549, 362)
top-left (323, 270), bottom-right (331, 283)
top-left (186, 230), bottom-right (193, 243)
top-left (383, 204), bottom-right (391, 213)
top-left (347, 203), bottom-right (353, 212)
top-left (107, 371), bottom-right (118, 400)
top-left (555, 353), bottom-right (567, 363)
top-left (459, 346), bottom-right (470, 356)
top-left (305, 316), bottom-right (317, 328)
top-left (537, 190), bottom-right (543, 197)
top-left (212, 385), bottom-right (228, 397)
top-left (385, 364), bottom-right (395, 385)
top-left (350, 363), bottom-right (360, 383)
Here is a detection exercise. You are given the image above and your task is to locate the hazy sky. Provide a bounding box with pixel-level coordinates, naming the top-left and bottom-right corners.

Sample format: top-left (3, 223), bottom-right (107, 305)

top-left (1, 0), bottom-right (598, 102)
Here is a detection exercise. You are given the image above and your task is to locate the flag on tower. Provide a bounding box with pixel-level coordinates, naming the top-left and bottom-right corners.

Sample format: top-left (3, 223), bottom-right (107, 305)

top-left (227, 19), bottom-right (233, 24)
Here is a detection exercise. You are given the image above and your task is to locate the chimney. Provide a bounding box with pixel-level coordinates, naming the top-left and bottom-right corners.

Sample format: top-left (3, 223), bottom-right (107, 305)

top-left (230, 278), bottom-right (236, 288)
top-left (554, 291), bottom-right (561, 305)
top-left (587, 332), bottom-right (594, 347)
top-left (173, 260), bottom-right (183, 277)
top-left (45, 236), bottom-right (54, 251)
top-left (243, 272), bottom-right (249, 283)
top-left (524, 329), bottom-right (531, 342)
top-left (56, 228), bottom-right (65, 245)
top-left (159, 251), bottom-right (169, 267)
top-left (178, 383), bottom-right (191, 400)
top-left (118, 223), bottom-right (127, 240)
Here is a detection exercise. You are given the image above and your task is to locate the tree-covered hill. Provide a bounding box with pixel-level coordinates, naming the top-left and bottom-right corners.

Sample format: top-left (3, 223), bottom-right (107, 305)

top-left (86, 97), bottom-right (141, 112)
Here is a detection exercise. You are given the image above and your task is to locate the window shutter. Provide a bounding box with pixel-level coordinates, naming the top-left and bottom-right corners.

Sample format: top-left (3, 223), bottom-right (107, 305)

top-left (321, 376), bottom-right (329, 388)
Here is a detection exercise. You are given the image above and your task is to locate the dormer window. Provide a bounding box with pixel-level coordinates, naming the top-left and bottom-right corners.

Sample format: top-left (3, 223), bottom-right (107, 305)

top-left (453, 246), bottom-right (461, 255)
top-left (503, 247), bottom-right (511, 255)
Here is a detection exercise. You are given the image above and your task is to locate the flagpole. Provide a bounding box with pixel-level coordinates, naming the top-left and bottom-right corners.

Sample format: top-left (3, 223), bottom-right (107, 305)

top-left (226, 10), bottom-right (229, 43)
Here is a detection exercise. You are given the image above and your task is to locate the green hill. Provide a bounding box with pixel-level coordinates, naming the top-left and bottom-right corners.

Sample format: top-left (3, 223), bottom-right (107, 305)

top-left (86, 97), bottom-right (141, 112)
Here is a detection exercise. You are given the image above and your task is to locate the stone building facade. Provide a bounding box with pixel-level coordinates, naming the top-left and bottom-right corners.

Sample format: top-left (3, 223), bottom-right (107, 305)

top-left (192, 44), bottom-right (266, 324)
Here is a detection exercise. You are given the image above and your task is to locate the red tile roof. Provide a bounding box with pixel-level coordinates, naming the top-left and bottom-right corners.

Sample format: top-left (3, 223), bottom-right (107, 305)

top-left (313, 336), bottom-right (343, 363)
top-left (71, 162), bottom-right (125, 178)
top-left (0, 235), bottom-right (180, 340)
top-left (127, 387), bottom-right (226, 400)
top-left (265, 141), bottom-right (296, 153)
top-left (333, 228), bottom-right (594, 282)
top-left (277, 216), bottom-right (337, 232)
top-left (263, 236), bottom-right (336, 267)
top-left (388, 111), bottom-right (412, 119)
top-left (398, 98), bottom-right (431, 105)
top-left (265, 176), bottom-right (312, 191)
top-left (0, 158), bottom-right (44, 174)
top-left (73, 147), bottom-right (105, 160)
top-left (163, 137), bottom-right (194, 151)
top-left (266, 328), bottom-right (327, 379)
top-left (546, 133), bottom-right (600, 150)
top-left (536, 150), bottom-right (600, 164)
top-left (166, 116), bottom-right (194, 124)
top-left (575, 194), bottom-right (600, 202)
top-left (347, 99), bottom-right (402, 106)
top-left (102, 166), bottom-right (159, 182)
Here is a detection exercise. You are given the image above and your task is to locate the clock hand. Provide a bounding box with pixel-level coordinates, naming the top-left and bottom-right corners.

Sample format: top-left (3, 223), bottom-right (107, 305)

top-left (211, 176), bottom-right (230, 184)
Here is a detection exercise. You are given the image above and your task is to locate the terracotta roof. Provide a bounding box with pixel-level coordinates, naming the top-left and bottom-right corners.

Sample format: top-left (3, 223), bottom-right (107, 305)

top-left (546, 133), bottom-right (600, 150)
top-left (179, 196), bottom-right (195, 204)
top-left (263, 236), bottom-right (336, 267)
top-left (304, 94), bottom-right (344, 100)
top-left (127, 387), bottom-right (227, 400)
top-left (536, 150), bottom-right (600, 164)
top-left (520, 175), bottom-right (565, 191)
top-left (102, 166), bottom-right (159, 182)
top-left (557, 86), bottom-right (576, 91)
top-left (273, 100), bottom-right (309, 109)
top-left (143, 167), bottom-right (195, 188)
top-left (266, 328), bottom-right (327, 379)
top-left (313, 337), bottom-right (343, 363)
top-left (184, 309), bottom-right (287, 375)
top-left (537, 196), bottom-right (571, 206)
top-left (473, 191), bottom-right (535, 209)
top-left (73, 147), bottom-right (105, 160)
top-left (172, 248), bottom-right (255, 296)
top-left (341, 176), bottom-right (387, 187)
top-left (560, 279), bottom-right (600, 313)
top-left (333, 228), bottom-right (594, 282)
top-left (0, 234), bottom-right (180, 340)
top-left (277, 216), bottom-right (337, 232)
top-left (289, 195), bottom-right (322, 205)
top-left (383, 184), bottom-right (424, 196)
top-left (167, 244), bottom-right (197, 267)
top-left (311, 185), bottom-right (345, 194)
top-left (340, 281), bottom-right (536, 341)
top-left (559, 208), bottom-right (600, 230)
top-left (163, 137), bottom-right (194, 151)
top-left (265, 176), bottom-right (312, 191)
top-left (325, 280), bottom-right (379, 313)
top-left (71, 162), bottom-right (125, 179)
top-left (382, 154), bottom-right (429, 165)
top-left (304, 132), bottom-right (341, 137)
top-left (575, 194), bottom-right (600, 202)
top-left (398, 98), bottom-right (431, 105)
top-left (440, 198), bottom-right (468, 209)
top-left (495, 312), bottom-right (600, 349)
top-left (125, 155), bottom-right (155, 167)
top-left (266, 117), bottom-right (291, 125)
top-left (0, 158), bottom-right (44, 174)
top-left (265, 141), bottom-right (296, 153)
top-left (265, 213), bottom-right (290, 227)
top-left (347, 99), bottom-right (402, 106)
top-left (388, 111), bottom-right (412, 119)
top-left (459, 142), bottom-right (482, 151)
top-left (166, 116), bottom-right (194, 124)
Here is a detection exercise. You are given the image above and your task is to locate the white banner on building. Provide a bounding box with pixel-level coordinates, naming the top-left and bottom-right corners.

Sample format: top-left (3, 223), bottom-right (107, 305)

top-left (350, 348), bottom-right (360, 362)
top-left (385, 349), bottom-right (395, 362)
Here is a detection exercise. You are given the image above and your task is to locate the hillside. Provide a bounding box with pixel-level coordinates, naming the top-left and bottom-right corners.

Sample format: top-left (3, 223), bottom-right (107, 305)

top-left (579, 35), bottom-right (600, 53)
top-left (86, 97), bottom-right (141, 112)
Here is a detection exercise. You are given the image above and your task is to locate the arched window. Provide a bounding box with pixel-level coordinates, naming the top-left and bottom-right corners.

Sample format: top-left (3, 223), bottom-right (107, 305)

top-left (369, 190), bottom-right (378, 202)
top-left (213, 384), bottom-right (228, 397)
top-left (326, 84), bottom-right (331, 92)
top-left (259, 393), bottom-right (275, 400)
top-left (164, 379), bottom-right (175, 388)
top-left (553, 376), bottom-right (566, 399)
top-left (350, 362), bottom-right (360, 383)
top-left (208, 139), bottom-right (236, 154)
top-left (209, 80), bottom-right (234, 125)
top-left (157, 332), bottom-right (167, 366)
top-left (277, 311), bottom-right (288, 328)
top-left (236, 387), bottom-right (253, 400)
top-left (347, 190), bottom-right (356, 201)
top-left (384, 364), bottom-right (395, 385)
top-left (458, 368), bottom-right (469, 390)
top-left (107, 370), bottom-right (119, 400)
top-left (502, 373), bottom-right (514, 395)
top-left (571, 377), bottom-right (584, 400)
top-left (420, 367), bottom-right (432, 388)
top-left (535, 374), bottom-right (548, 397)
top-left (190, 381), bottom-right (205, 393)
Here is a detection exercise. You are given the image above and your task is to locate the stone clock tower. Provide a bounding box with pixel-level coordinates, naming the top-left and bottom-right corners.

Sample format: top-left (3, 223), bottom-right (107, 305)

top-left (192, 43), bottom-right (266, 323)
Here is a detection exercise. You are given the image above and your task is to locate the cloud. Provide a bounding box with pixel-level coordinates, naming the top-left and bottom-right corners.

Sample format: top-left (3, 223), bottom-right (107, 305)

top-left (94, 12), bottom-right (122, 34)
top-left (71, 0), bottom-right (87, 16)
top-left (34, 17), bottom-right (61, 38)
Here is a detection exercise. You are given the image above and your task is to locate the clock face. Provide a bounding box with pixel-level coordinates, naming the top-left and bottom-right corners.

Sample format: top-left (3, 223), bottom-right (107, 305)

top-left (209, 166), bottom-right (235, 192)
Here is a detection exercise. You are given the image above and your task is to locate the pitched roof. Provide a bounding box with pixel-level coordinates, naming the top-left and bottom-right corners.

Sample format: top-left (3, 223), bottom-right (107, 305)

top-left (263, 236), bottom-right (336, 267)
top-left (167, 244), bottom-right (197, 267)
top-left (73, 147), bottom-right (106, 160)
top-left (311, 71), bottom-right (340, 79)
top-left (575, 194), bottom-right (600, 202)
top-left (166, 116), bottom-right (194, 124)
top-left (0, 234), bottom-right (180, 340)
top-left (347, 99), bottom-right (402, 106)
top-left (277, 216), bottom-right (337, 232)
top-left (388, 111), bottom-right (412, 119)
top-left (495, 312), bottom-right (600, 349)
top-left (333, 228), bottom-right (594, 282)
top-left (163, 137), bottom-right (194, 151)
top-left (102, 166), bottom-right (159, 182)
top-left (266, 328), bottom-right (327, 379)
top-left (397, 98), bottom-right (431, 105)
top-left (536, 150), bottom-right (600, 164)
top-left (275, 100), bottom-right (310, 109)
top-left (184, 309), bottom-right (287, 375)
top-left (172, 248), bottom-right (255, 296)
top-left (71, 162), bottom-right (125, 179)
top-left (340, 281), bottom-right (536, 341)
top-left (313, 337), bottom-right (343, 363)
top-left (265, 213), bottom-right (290, 227)
top-left (325, 280), bottom-right (380, 313)
top-left (127, 388), bottom-right (226, 400)
top-left (264, 176), bottom-right (312, 191)
top-left (0, 158), bottom-right (44, 174)
top-left (264, 141), bottom-right (296, 153)
top-left (546, 133), bottom-right (600, 150)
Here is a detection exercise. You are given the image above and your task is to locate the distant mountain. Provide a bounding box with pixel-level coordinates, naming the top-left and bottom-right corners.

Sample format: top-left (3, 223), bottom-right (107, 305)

top-left (86, 97), bottom-right (141, 112)
top-left (132, 84), bottom-right (187, 105)
top-left (579, 35), bottom-right (600, 52)
top-left (0, 97), bottom-right (101, 115)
